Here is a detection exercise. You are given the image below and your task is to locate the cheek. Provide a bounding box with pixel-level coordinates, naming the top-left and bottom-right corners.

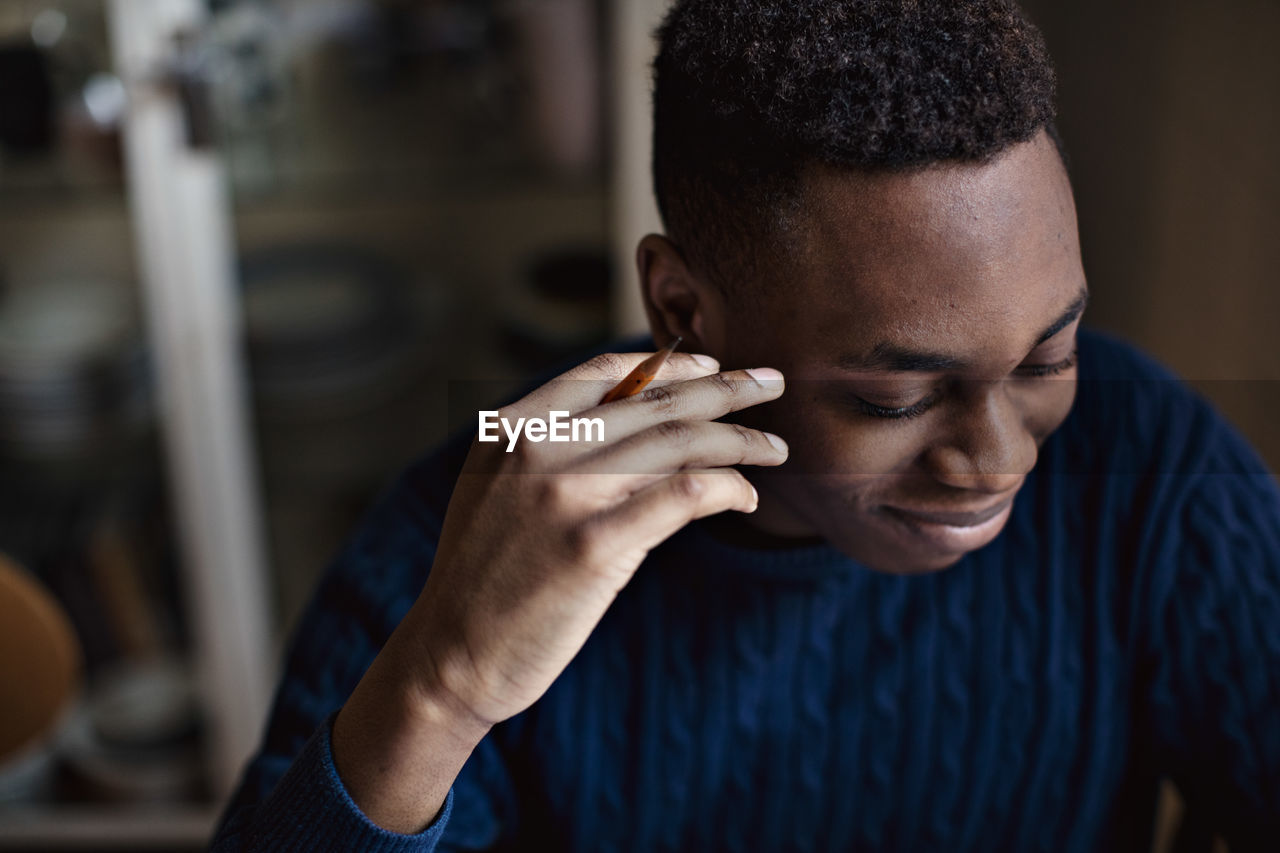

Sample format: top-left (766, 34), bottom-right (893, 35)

top-left (759, 389), bottom-right (926, 478)
top-left (1024, 377), bottom-right (1078, 444)
top-left (794, 420), bottom-right (919, 477)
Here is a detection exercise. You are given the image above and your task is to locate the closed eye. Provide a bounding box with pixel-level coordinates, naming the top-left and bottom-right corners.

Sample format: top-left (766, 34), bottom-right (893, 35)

top-left (1014, 348), bottom-right (1078, 378)
top-left (848, 347), bottom-right (1079, 420)
top-left (847, 390), bottom-right (940, 420)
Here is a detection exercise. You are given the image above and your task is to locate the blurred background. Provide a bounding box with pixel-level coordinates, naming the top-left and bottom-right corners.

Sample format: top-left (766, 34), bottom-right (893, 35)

top-left (0, 0), bottom-right (1273, 850)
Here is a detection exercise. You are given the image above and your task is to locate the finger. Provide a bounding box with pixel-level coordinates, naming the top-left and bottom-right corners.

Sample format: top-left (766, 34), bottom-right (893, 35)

top-left (589, 468), bottom-right (759, 559)
top-left (568, 418), bottom-right (788, 479)
top-left (589, 367), bottom-right (785, 445)
top-left (505, 350), bottom-right (722, 420)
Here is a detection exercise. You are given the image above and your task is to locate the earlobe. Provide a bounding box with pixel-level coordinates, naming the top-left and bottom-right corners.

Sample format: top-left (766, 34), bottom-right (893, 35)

top-left (689, 310), bottom-right (707, 344)
top-left (635, 233), bottom-right (713, 354)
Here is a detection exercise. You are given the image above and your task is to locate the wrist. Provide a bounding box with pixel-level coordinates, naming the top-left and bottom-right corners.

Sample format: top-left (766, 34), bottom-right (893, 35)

top-left (401, 672), bottom-right (494, 753)
top-left (366, 635), bottom-right (494, 753)
top-left (330, 647), bottom-right (489, 834)
top-left (394, 602), bottom-right (504, 738)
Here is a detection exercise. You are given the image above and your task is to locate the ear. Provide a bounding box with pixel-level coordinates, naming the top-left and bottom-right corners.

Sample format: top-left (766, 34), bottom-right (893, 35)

top-left (635, 234), bottom-right (722, 355)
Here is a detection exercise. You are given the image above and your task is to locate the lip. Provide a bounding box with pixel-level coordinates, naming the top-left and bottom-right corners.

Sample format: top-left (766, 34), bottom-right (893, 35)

top-left (886, 498), bottom-right (1014, 528)
top-left (881, 498), bottom-right (1016, 554)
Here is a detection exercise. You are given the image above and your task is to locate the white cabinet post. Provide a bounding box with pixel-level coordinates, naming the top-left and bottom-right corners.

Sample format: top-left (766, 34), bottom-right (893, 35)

top-left (107, 0), bottom-right (272, 799)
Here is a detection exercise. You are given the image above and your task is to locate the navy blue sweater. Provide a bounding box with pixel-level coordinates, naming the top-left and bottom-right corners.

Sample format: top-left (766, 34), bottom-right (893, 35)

top-left (211, 327), bottom-right (1280, 851)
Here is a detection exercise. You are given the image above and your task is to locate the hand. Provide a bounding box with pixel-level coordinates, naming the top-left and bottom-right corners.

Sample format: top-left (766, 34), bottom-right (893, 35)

top-left (401, 350), bottom-right (788, 727)
top-left (331, 350), bottom-right (787, 833)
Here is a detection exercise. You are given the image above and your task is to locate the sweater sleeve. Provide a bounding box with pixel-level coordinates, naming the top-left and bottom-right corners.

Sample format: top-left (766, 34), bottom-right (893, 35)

top-left (209, 465), bottom-right (518, 851)
top-left (1143, 416), bottom-right (1280, 850)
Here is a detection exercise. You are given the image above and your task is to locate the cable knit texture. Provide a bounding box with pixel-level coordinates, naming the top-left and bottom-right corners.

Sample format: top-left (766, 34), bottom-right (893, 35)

top-left (211, 327), bottom-right (1280, 851)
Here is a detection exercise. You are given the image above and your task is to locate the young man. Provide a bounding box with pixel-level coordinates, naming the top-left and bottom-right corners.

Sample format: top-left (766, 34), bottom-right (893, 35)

top-left (213, 1), bottom-right (1280, 850)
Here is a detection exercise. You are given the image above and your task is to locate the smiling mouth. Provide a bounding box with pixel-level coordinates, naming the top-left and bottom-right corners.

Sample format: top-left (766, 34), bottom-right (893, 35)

top-left (884, 498), bottom-right (1014, 528)
top-left (879, 496), bottom-right (1017, 555)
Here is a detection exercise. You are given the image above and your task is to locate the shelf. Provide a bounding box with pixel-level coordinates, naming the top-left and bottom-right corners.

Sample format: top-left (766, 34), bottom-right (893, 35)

top-left (0, 805), bottom-right (217, 850)
top-left (228, 169), bottom-right (605, 213)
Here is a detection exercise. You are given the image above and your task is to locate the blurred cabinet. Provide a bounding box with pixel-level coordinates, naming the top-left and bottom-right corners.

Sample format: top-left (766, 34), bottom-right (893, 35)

top-left (1, 0), bottom-right (270, 847)
top-left (0, 0), bottom-right (633, 848)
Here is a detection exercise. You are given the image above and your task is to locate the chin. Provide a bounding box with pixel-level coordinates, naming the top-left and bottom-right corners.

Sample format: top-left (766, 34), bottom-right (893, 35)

top-left (826, 532), bottom-right (967, 575)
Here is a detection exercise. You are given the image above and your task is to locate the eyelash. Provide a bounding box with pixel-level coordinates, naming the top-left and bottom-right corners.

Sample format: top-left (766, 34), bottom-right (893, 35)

top-left (852, 348), bottom-right (1079, 420)
top-left (1016, 348), bottom-right (1079, 378)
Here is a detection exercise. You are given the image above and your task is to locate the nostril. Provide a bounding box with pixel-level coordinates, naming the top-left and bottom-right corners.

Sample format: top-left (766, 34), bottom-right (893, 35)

top-left (925, 438), bottom-right (1036, 487)
top-left (927, 389), bottom-right (1040, 482)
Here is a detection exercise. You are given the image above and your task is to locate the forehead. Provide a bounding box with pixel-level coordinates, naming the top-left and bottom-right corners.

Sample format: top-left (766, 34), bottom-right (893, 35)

top-left (770, 132), bottom-right (1082, 360)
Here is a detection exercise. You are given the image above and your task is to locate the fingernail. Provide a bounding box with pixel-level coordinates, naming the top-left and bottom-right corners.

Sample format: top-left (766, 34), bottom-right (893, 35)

top-left (748, 483), bottom-right (760, 511)
top-left (763, 432), bottom-right (788, 453)
top-left (745, 367), bottom-right (784, 384)
top-left (691, 353), bottom-right (719, 370)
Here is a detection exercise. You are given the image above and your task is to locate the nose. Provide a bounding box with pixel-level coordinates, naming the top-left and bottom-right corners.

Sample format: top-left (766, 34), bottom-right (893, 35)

top-left (924, 380), bottom-right (1038, 493)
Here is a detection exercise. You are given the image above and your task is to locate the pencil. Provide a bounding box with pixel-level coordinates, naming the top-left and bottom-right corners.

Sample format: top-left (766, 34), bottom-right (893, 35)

top-left (599, 337), bottom-right (683, 404)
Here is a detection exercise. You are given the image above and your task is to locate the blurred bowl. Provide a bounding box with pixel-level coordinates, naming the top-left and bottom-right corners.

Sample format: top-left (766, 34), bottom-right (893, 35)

top-left (0, 552), bottom-right (82, 802)
top-left (62, 655), bottom-right (203, 803)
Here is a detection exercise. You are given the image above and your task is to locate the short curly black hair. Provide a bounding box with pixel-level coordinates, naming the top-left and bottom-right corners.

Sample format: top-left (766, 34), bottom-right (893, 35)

top-left (652, 0), bottom-right (1062, 293)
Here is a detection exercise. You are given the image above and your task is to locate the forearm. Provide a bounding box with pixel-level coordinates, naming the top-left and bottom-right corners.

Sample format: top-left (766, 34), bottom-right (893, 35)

top-left (331, 636), bottom-right (492, 835)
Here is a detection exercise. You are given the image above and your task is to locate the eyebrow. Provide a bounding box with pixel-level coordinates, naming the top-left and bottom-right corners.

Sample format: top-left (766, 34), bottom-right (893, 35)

top-left (836, 286), bottom-right (1090, 373)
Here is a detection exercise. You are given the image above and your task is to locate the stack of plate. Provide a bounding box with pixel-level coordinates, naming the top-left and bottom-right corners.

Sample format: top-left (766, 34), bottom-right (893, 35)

top-left (0, 279), bottom-right (151, 463)
top-left (240, 243), bottom-right (421, 421)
